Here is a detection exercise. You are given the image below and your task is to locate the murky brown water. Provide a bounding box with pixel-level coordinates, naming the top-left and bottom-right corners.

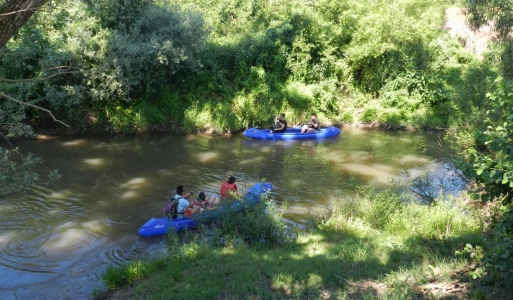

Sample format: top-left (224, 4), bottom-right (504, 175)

top-left (0, 127), bottom-right (465, 299)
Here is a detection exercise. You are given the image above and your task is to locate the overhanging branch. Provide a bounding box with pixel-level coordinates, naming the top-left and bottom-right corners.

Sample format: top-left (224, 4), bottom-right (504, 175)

top-left (0, 92), bottom-right (69, 127)
top-left (0, 70), bottom-right (81, 82)
top-left (0, 8), bottom-right (37, 17)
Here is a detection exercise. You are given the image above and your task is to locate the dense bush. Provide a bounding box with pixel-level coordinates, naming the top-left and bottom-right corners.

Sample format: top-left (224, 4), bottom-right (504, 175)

top-left (208, 189), bottom-right (295, 248)
top-left (464, 79), bottom-right (513, 202)
top-left (1, 0), bottom-right (499, 133)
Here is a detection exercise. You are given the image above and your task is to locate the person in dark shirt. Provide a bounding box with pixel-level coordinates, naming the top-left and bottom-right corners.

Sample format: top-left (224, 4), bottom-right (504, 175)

top-left (300, 113), bottom-right (320, 133)
top-left (270, 113), bottom-right (287, 133)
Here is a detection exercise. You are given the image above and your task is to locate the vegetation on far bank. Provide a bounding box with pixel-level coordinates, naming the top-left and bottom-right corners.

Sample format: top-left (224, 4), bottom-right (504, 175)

top-left (0, 0), bottom-right (500, 135)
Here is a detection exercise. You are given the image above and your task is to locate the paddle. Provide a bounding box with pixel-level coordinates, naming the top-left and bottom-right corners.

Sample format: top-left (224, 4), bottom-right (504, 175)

top-left (272, 115), bottom-right (277, 142)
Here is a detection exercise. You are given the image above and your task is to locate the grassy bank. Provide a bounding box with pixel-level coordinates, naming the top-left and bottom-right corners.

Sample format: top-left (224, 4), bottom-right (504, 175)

top-left (95, 185), bottom-right (507, 299)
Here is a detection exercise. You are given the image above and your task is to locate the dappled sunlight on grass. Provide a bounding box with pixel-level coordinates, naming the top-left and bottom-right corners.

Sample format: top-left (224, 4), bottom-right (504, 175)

top-left (62, 139), bottom-right (88, 147)
top-left (195, 151), bottom-right (219, 163)
top-left (296, 233), bottom-right (325, 244)
top-left (308, 273), bottom-right (324, 286)
top-left (98, 181), bottom-right (488, 300)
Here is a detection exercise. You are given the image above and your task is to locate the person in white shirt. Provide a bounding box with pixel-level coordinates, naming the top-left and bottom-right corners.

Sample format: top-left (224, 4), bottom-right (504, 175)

top-left (174, 185), bottom-right (201, 217)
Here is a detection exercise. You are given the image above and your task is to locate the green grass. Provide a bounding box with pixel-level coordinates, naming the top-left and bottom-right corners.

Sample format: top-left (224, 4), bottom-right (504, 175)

top-left (97, 186), bottom-right (498, 299)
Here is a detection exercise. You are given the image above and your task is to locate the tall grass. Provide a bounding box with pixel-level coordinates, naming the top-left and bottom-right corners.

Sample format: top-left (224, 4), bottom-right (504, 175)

top-left (98, 184), bottom-right (491, 299)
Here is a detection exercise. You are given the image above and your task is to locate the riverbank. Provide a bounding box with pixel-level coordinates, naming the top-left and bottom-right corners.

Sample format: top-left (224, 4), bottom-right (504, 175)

top-left (93, 185), bottom-right (508, 300)
top-left (32, 120), bottom-right (442, 138)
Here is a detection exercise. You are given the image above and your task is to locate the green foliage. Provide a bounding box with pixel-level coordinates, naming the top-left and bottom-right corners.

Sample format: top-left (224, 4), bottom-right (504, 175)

top-left (359, 106), bottom-right (378, 122)
top-left (465, 79), bottom-right (513, 202)
top-left (456, 204), bottom-right (513, 289)
top-left (358, 185), bottom-right (404, 229)
top-left (2, 0), bottom-right (501, 132)
top-left (466, 0), bottom-right (513, 40)
top-left (210, 191), bottom-right (295, 248)
top-left (87, 4), bottom-right (207, 103)
top-left (481, 205), bottom-right (513, 286)
top-left (0, 147), bottom-right (61, 197)
top-left (102, 260), bottom-right (149, 289)
top-left (466, 0), bottom-right (513, 79)
top-left (100, 187), bottom-right (293, 292)
top-left (386, 197), bottom-right (484, 241)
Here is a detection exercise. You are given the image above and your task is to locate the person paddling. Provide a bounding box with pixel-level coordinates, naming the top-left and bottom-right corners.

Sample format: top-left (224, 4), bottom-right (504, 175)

top-left (270, 113), bottom-right (287, 133)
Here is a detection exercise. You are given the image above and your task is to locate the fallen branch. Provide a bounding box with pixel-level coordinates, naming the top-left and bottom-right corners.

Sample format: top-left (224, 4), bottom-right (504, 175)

top-left (0, 92), bottom-right (69, 127)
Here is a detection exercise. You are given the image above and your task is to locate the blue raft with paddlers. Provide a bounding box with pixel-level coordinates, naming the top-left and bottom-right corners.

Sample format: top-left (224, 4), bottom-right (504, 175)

top-left (243, 127), bottom-right (341, 140)
top-left (138, 182), bottom-right (273, 236)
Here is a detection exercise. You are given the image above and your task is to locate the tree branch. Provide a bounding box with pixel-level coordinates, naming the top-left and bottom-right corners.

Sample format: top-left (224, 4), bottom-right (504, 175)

top-left (0, 92), bottom-right (69, 127)
top-left (0, 8), bottom-right (37, 17)
top-left (0, 70), bottom-right (81, 82)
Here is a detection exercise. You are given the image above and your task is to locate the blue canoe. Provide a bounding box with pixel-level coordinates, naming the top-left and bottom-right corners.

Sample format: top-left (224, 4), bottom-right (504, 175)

top-left (243, 127), bottom-right (340, 140)
top-left (138, 182), bottom-right (273, 236)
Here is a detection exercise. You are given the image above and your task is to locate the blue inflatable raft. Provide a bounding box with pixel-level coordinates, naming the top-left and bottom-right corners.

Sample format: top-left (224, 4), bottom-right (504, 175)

top-left (138, 182), bottom-right (273, 236)
top-left (243, 127), bottom-right (340, 140)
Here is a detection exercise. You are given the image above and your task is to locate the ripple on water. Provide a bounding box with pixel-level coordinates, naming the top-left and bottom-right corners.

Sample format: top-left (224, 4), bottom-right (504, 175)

top-left (105, 208), bottom-right (139, 225)
top-left (102, 239), bottom-right (146, 266)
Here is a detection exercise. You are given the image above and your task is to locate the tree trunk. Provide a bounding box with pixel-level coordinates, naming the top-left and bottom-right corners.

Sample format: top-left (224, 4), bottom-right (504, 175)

top-left (0, 0), bottom-right (48, 49)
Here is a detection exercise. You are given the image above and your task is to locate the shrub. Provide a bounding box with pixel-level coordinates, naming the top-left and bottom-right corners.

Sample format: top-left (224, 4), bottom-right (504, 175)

top-left (102, 260), bottom-right (149, 289)
top-left (210, 189), bottom-right (295, 248)
top-left (357, 185), bottom-right (404, 229)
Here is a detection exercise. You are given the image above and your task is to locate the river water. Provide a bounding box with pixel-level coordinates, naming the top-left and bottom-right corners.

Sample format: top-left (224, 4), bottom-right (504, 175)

top-left (0, 127), bottom-right (467, 299)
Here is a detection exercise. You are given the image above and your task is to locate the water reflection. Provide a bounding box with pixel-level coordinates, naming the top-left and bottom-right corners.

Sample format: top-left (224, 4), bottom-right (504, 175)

top-left (0, 127), bottom-right (464, 299)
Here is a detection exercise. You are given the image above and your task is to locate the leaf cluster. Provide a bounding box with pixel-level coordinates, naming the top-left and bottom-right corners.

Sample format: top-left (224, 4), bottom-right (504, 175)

top-left (465, 78), bottom-right (513, 202)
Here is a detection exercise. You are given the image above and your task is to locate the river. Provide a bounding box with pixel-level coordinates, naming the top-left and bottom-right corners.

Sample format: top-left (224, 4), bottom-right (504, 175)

top-left (0, 126), bottom-right (467, 299)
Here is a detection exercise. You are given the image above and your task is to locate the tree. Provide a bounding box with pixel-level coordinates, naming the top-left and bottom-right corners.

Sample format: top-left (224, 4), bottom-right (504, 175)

top-left (0, 0), bottom-right (65, 197)
top-left (0, 0), bottom-right (48, 49)
top-left (466, 0), bottom-right (513, 39)
top-left (466, 0), bottom-right (513, 78)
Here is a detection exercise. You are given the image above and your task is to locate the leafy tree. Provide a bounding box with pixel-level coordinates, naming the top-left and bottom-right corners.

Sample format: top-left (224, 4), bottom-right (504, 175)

top-left (0, 0), bottom-right (66, 196)
top-left (466, 0), bottom-right (513, 79)
top-left (466, 0), bottom-right (513, 39)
